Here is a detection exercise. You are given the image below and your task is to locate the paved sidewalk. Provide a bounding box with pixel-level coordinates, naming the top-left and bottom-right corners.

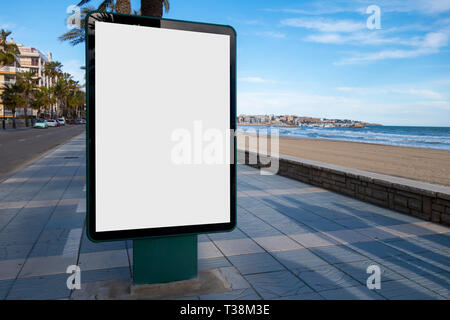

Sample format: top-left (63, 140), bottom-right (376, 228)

top-left (0, 132), bottom-right (449, 299)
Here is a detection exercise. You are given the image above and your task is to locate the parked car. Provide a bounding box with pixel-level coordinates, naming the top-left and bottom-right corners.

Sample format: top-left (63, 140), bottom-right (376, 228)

top-left (57, 118), bottom-right (66, 126)
top-left (33, 120), bottom-right (48, 129)
top-left (47, 119), bottom-right (60, 127)
top-left (68, 119), bottom-right (78, 125)
top-left (75, 119), bottom-right (86, 125)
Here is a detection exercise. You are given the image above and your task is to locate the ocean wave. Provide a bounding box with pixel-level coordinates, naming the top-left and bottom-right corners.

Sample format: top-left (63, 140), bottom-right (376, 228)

top-left (236, 126), bottom-right (450, 150)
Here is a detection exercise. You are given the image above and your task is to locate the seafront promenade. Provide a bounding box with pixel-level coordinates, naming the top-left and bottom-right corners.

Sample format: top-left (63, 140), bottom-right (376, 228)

top-left (0, 132), bottom-right (449, 299)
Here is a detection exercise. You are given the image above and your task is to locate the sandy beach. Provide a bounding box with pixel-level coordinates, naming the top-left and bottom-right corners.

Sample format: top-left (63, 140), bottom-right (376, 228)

top-left (237, 133), bottom-right (450, 187)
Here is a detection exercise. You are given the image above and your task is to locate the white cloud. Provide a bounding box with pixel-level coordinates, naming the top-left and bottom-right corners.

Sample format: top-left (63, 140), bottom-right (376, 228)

top-left (375, 0), bottom-right (450, 14)
top-left (422, 31), bottom-right (449, 47)
top-left (239, 77), bottom-right (273, 83)
top-left (238, 91), bottom-right (362, 118)
top-left (255, 31), bottom-right (286, 39)
top-left (270, 0), bottom-right (450, 16)
top-left (393, 89), bottom-right (445, 99)
top-left (61, 59), bottom-right (85, 84)
top-left (337, 87), bottom-right (386, 94)
top-left (244, 19), bottom-right (263, 25)
top-left (335, 31), bottom-right (449, 64)
top-left (281, 18), bottom-right (366, 33)
top-left (305, 32), bottom-right (410, 46)
top-left (337, 86), bottom-right (444, 99)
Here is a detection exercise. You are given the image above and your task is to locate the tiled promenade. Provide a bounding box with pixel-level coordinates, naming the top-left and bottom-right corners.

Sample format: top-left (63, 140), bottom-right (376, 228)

top-left (0, 132), bottom-right (449, 299)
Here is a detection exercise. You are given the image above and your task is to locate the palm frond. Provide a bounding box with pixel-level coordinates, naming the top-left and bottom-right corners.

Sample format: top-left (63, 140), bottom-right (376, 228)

top-left (58, 29), bottom-right (85, 46)
top-left (163, 0), bottom-right (170, 13)
top-left (98, 0), bottom-right (116, 11)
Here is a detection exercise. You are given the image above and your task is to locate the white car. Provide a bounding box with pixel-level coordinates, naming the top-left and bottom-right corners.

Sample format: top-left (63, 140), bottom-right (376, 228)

top-left (47, 119), bottom-right (59, 127)
top-left (57, 118), bottom-right (66, 126)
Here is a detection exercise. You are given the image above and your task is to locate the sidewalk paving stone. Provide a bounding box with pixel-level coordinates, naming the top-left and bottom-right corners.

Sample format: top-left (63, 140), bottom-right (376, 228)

top-left (289, 232), bottom-right (338, 248)
top-left (0, 244), bottom-right (33, 260)
top-left (81, 267), bottom-right (131, 283)
top-left (198, 257), bottom-right (231, 270)
top-left (198, 241), bottom-right (224, 259)
top-left (19, 255), bottom-right (78, 278)
top-left (6, 273), bottom-right (71, 300)
top-left (0, 280), bottom-right (13, 299)
top-left (252, 235), bottom-right (303, 252)
top-left (199, 287), bottom-right (260, 300)
top-left (218, 266), bottom-right (251, 290)
top-left (318, 285), bottom-right (385, 300)
top-left (295, 264), bottom-right (360, 292)
top-left (375, 255), bottom-right (447, 279)
top-left (212, 238), bottom-right (265, 256)
top-left (333, 259), bottom-right (405, 285)
top-left (245, 270), bottom-right (313, 299)
top-left (275, 292), bottom-right (324, 300)
top-left (78, 249), bottom-right (129, 272)
top-left (0, 258), bottom-right (25, 280)
top-left (322, 229), bottom-right (372, 245)
top-left (228, 252), bottom-right (285, 275)
top-left (408, 272), bottom-right (449, 299)
top-left (375, 279), bottom-right (446, 300)
top-left (270, 248), bottom-right (329, 272)
top-left (348, 241), bottom-right (406, 259)
top-left (309, 245), bottom-right (368, 264)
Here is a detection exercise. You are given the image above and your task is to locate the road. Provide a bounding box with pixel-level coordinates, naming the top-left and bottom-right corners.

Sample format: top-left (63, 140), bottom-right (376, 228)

top-left (0, 125), bottom-right (86, 180)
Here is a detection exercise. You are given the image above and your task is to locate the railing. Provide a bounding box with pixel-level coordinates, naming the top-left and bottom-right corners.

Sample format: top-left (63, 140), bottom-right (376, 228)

top-left (0, 66), bottom-right (17, 73)
top-left (0, 80), bottom-right (16, 86)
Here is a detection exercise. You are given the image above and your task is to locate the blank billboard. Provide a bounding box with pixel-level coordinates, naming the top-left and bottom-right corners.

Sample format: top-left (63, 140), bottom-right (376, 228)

top-left (86, 13), bottom-right (236, 241)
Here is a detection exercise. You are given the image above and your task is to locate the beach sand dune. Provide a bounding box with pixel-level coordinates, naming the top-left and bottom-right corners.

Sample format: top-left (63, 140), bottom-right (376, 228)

top-left (237, 133), bottom-right (450, 187)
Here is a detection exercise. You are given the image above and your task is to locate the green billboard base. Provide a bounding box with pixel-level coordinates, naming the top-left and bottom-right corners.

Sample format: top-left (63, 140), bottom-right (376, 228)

top-left (133, 234), bottom-right (198, 285)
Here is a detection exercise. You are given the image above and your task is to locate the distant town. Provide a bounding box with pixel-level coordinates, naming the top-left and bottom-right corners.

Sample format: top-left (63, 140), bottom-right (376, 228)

top-left (237, 114), bottom-right (382, 128)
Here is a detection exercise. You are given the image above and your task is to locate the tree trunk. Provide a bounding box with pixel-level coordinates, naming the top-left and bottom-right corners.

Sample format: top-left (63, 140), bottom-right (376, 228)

top-left (24, 107), bottom-right (29, 127)
top-left (141, 0), bottom-right (163, 18)
top-left (116, 0), bottom-right (131, 14)
top-left (12, 110), bottom-right (16, 129)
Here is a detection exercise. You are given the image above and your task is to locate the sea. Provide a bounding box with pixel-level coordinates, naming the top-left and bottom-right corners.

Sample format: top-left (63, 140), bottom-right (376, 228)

top-left (237, 125), bottom-right (450, 151)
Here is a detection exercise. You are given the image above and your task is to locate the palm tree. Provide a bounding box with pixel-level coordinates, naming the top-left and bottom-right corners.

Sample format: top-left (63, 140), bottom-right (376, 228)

top-left (115, 0), bottom-right (131, 14)
top-left (16, 71), bottom-right (38, 127)
top-left (31, 86), bottom-right (54, 119)
top-left (60, 1), bottom-right (170, 46)
top-left (141, 0), bottom-right (169, 17)
top-left (43, 61), bottom-right (63, 117)
top-left (68, 88), bottom-right (86, 119)
top-left (1, 82), bottom-right (26, 129)
top-left (44, 61), bottom-right (63, 82)
top-left (0, 29), bottom-right (20, 67)
top-left (53, 74), bottom-right (71, 118)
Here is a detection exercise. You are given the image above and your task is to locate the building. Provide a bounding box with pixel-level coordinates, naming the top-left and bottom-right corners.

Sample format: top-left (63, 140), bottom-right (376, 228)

top-left (0, 42), bottom-right (55, 118)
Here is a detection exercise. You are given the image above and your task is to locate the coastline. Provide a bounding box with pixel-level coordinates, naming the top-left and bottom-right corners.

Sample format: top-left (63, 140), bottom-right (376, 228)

top-left (236, 132), bottom-right (450, 187)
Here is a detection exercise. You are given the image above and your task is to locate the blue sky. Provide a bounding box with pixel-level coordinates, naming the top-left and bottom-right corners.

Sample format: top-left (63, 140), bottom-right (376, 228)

top-left (1, 0), bottom-right (450, 126)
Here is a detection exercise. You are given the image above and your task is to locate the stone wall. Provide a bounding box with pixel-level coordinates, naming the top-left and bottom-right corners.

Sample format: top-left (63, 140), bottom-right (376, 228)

top-left (238, 149), bottom-right (450, 226)
top-left (1, 119), bottom-right (30, 129)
